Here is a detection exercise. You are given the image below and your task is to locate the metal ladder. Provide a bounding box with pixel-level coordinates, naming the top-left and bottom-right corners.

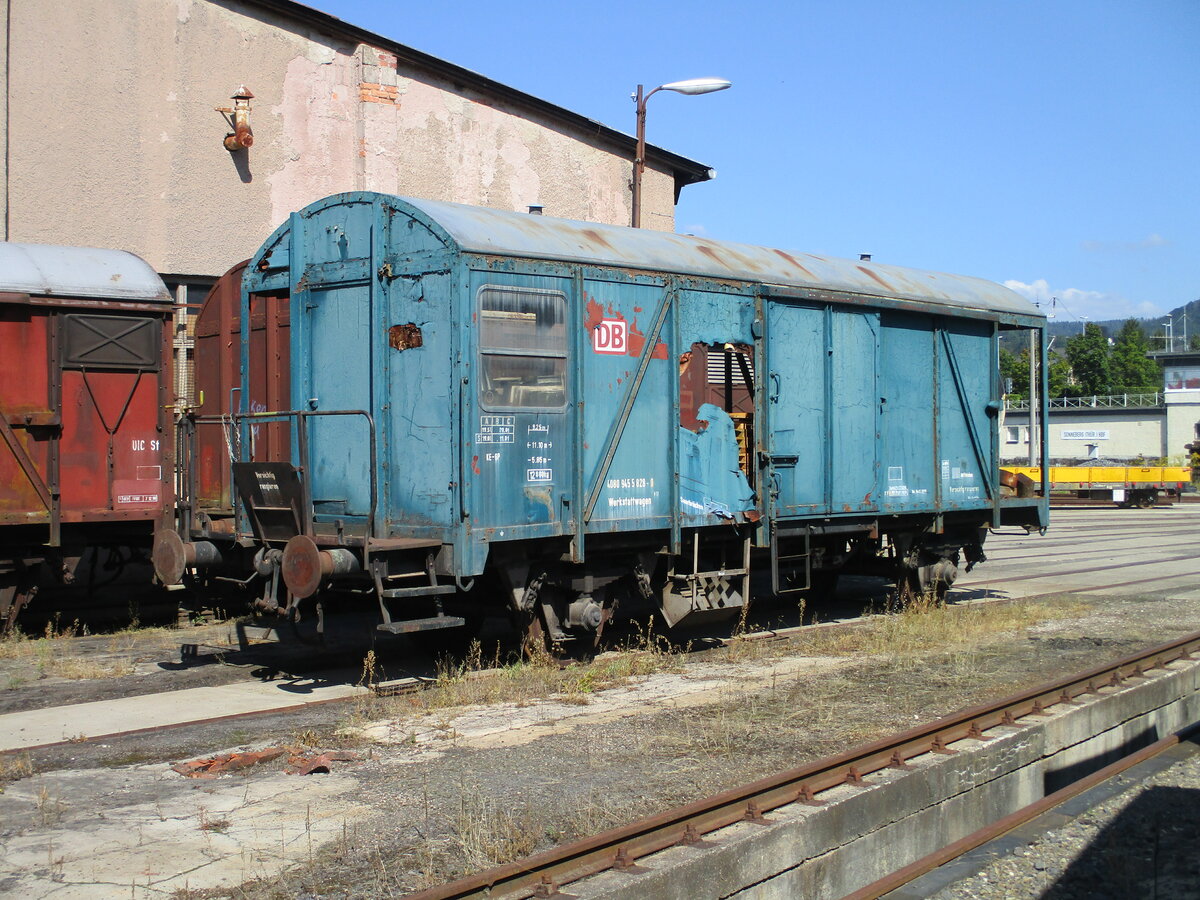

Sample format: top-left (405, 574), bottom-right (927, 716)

top-left (669, 531), bottom-right (752, 607)
top-left (770, 526), bottom-right (811, 596)
top-left (371, 553), bottom-right (463, 635)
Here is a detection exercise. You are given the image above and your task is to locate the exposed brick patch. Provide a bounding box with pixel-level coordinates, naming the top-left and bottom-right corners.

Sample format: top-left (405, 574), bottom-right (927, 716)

top-left (359, 82), bottom-right (400, 105)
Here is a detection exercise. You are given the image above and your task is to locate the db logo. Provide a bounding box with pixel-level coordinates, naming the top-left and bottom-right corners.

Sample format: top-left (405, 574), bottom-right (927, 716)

top-left (593, 319), bottom-right (627, 354)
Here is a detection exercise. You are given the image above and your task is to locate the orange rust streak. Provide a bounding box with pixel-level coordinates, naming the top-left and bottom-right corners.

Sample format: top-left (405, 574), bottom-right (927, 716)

top-left (773, 248), bottom-right (815, 278)
top-left (857, 266), bottom-right (893, 291)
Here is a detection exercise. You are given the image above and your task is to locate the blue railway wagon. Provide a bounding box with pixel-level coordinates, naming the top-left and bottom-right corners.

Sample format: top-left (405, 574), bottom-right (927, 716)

top-left (156, 192), bottom-right (1048, 645)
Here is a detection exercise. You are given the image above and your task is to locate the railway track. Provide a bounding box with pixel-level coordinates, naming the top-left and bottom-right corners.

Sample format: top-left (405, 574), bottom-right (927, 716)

top-left (403, 630), bottom-right (1200, 900)
top-left (851, 723), bottom-right (1200, 899)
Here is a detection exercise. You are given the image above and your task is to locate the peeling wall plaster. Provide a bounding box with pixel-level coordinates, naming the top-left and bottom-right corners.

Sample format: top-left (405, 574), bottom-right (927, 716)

top-left (3, 0), bottom-right (680, 277)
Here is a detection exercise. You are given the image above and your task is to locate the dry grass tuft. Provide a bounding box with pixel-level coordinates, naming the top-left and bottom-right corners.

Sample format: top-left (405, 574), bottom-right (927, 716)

top-left (789, 596), bottom-right (1090, 667)
top-left (0, 752), bottom-right (34, 785)
top-left (0, 615), bottom-right (187, 682)
top-left (0, 617), bottom-right (138, 680)
top-left (413, 627), bottom-right (685, 715)
top-left (453, 787), bottom-right (541, 869)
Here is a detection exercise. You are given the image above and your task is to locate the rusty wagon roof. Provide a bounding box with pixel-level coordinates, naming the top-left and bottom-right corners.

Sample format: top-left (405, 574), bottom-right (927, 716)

top-left (0, 243), bottom-right (172, 302)
top-left (401, 196), bottom-right (1039, 319)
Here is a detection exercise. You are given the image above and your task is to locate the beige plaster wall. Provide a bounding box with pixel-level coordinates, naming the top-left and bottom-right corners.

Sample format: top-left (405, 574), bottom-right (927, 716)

top-left (1165, 392), bottom-right (1200, 461)
top-left (1000, 410), bottom-right (1168, 462)
top-left (2, 0), bottom-right (677, 277)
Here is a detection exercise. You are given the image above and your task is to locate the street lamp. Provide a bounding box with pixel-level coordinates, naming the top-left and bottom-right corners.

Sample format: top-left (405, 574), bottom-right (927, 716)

top-left (632, 77), bottom-right (731, 228)
top-left (1162, 317), bottom-right (1174, 352)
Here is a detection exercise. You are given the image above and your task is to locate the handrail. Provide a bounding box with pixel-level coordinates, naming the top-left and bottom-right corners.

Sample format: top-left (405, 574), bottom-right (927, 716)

top-left (189, 408), bottom-right (377, 543)
top-left (1005, 391), bottom-right (1162, 411)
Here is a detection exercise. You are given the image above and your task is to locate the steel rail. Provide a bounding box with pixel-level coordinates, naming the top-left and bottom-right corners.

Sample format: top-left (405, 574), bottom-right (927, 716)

top-left (844, 720), bottom-right (1200, 900)
top-left (405, 630), bottom-right (1200, 900)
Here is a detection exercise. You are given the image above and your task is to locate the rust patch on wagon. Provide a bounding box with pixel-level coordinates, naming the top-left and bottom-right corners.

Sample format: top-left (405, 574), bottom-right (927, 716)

top-left (388, 323), bottom-right (423, 351)
top-left (773, 248), bottom-right (815, 278)
top-left (626, 318), bottom-right (668, 360)
top-left (584, 293), bottom-right (613, 331)
top-left (696, 244), bottom-right (729, 267)
top-left (581, 228), bottom-right (615, 251)
top-left (857, 266), bottom-right (894, 291)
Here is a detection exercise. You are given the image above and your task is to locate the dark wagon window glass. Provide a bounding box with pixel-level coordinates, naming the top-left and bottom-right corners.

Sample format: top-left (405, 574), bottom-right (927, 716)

top-left (478, 287), bottom-right (567, 409)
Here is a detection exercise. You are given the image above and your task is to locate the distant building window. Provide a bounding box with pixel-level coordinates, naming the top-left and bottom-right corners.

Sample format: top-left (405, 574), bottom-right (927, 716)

top-left (1005, 426), bottom-right (1022, 443)
top-left (478, 286), bottom-right (567, 410)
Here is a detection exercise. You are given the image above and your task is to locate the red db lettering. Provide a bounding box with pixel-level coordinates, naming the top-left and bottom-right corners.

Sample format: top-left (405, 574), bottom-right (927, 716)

top-left (593, 319), bottom-right (627, 354)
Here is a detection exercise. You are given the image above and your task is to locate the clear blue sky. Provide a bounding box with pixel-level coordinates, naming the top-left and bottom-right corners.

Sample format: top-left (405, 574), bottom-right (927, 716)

top-left (314, 0), bottom-right (1197, 322)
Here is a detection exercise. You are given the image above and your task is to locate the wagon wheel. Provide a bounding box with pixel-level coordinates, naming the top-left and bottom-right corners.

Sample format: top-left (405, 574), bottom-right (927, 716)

top-left (0, 567), bottom-right (38, 636)
top-left (518, 606), bottom-right (553, 659)
top-left (889, 570), bottom-right (922, 613)
top-left (285, 595), bottom-right (327, 646)
top-left (890, 563), bottom-right (951, 612)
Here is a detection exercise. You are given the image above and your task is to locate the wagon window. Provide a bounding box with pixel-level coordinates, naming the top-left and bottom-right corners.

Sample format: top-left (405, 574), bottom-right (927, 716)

top-left (478, 287), bottom-right (566, 409)
top-left (61, 314), bottom-right (160, 370)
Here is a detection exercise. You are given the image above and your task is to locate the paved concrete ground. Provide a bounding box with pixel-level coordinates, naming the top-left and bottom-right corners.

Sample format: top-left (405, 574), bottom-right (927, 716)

top-left (0, 680), bottom-right (368, 753)
top-left (957, 505), bottom-right (1200, 600)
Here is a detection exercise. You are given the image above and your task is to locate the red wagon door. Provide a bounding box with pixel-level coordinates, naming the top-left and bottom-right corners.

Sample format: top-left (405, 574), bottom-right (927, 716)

top-left (0, 304), bottom-right (56, 526)
top-left (57, 311), bottom-right (168, 520)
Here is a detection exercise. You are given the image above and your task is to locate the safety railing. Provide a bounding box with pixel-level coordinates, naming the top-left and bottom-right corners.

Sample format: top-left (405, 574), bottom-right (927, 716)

top-left (1005, 392), bottom-right (1163, 412)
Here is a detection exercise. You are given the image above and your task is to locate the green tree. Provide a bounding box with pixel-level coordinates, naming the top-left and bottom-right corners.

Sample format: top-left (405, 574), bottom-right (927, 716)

top-left (999, 347), bottom-right (1028, 396)
top-left (1109, 319), bottom-right (1161, 392)
top-left (1048, 355), bottom-right (1074, 397)
top-left (1000, 345), bottom-right (1073, 399)
top-left (1064, 322), bottom-right (1112, 396)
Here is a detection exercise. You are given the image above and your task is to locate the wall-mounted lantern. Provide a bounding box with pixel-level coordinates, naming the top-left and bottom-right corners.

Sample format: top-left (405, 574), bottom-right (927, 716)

top-left (216, 85), bottom-right (254, 151)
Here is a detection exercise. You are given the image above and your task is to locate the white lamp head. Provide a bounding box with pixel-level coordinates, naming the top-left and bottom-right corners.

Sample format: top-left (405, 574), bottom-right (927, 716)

top-left (658, 78), bottom-right (732, 95)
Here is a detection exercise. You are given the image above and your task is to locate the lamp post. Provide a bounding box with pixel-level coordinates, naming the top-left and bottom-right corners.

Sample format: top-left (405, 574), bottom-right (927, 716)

top-left (632, 77), bottom-right (731, 228)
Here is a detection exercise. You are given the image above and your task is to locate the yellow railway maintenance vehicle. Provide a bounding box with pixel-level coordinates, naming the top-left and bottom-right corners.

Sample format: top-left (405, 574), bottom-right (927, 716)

top-left (1002, 466), bottom-right (1192, 508)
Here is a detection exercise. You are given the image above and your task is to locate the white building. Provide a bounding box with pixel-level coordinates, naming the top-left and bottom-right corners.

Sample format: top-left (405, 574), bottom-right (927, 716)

top-left (1002, 352), bottom-right (1200, 465)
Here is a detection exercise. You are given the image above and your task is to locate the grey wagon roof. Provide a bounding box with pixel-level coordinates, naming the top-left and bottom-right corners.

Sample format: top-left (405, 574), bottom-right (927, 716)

top-left (0, 243), bottom-right (172, 302)
top-left (402, 197), bottom-right (1039, 319)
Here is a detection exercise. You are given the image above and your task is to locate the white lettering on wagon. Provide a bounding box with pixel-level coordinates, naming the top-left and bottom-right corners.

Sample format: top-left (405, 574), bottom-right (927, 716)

top-left (606, 477), bottom-right (653, 490)
top-left (476, 415), bottom-right (515, 444)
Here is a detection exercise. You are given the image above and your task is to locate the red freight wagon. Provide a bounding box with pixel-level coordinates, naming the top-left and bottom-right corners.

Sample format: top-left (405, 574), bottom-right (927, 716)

top-left (0, 244), bottom-right (174, 629)
top-left (154, 261), bottom-right (291, 611)
top-left (184, 260), bottom-right (290, 523)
